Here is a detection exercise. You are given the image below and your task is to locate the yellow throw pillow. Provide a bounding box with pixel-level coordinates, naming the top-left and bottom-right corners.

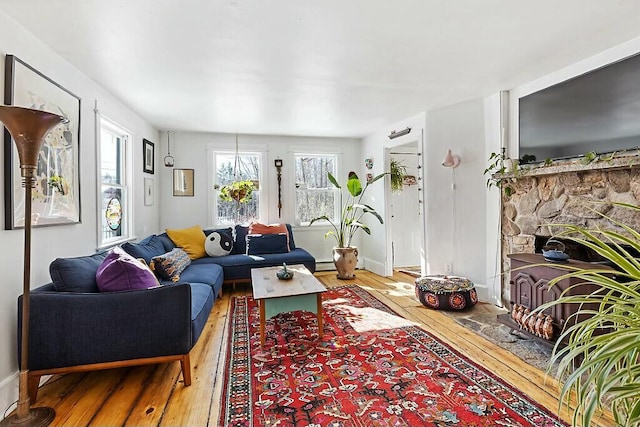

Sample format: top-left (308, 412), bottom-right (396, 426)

top-left (166, 225), bottom-right (207, 260)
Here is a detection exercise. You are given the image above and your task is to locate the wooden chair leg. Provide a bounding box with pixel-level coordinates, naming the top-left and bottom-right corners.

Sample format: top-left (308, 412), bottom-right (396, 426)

top-left (28, 374), bottom-right (41, 403)
top-left (180, 354), bottom-right (191, 386)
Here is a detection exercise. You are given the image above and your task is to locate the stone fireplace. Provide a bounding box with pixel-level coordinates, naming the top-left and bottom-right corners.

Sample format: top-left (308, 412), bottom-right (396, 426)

top-left (500, 155), bottom-right (640, 304)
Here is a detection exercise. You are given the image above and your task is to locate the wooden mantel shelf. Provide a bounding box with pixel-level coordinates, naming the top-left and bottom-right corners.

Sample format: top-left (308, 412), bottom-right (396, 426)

top-left (496, 152), bottom-right (640, 180)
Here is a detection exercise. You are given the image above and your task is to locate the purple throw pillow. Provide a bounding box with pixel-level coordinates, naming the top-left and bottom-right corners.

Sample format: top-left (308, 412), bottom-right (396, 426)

top-left (96, 246), bottom-right (159, 292)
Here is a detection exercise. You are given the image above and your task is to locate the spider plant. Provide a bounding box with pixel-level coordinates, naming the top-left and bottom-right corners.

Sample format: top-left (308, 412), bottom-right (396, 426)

top-left (534, 202), bottom-right (640, 427)
top-left (389, 158), bottom-right (407, 193)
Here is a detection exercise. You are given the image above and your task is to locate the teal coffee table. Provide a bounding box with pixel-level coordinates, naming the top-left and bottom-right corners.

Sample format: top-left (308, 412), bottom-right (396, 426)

top-left (251, 265), bottom-right (327, 346)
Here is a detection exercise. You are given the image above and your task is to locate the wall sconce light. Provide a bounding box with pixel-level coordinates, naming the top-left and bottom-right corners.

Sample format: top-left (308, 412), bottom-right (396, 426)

top-left (442, 149), bottom-right (460, 168)
top-left (164, 131), bottom-right (175, 167)
top-left (388, 127), bottom-right (411, 139)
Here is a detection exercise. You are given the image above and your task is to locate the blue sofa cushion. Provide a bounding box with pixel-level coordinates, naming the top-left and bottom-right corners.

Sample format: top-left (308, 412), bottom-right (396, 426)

top-left (151, 248), bottom-right (191, 282)
top-left (174, 263), bottom-right (224, 298)
top-left (246, 233), bottom-right (289, 255)
top-left (156, 233), bottom-right (177, 253)
top-left (96, 247), bottom-right (160, 292)
top-left (122, 235), bottom-right (167, 264)
top-left (212, 248), bottom-right (316, 281)
top-left (50, 252), bottom-right (108, 293)
top-left (188, 283), bottom-right (215, 344)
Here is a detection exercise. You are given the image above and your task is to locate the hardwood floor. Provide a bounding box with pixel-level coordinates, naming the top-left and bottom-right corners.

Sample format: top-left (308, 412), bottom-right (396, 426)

top-left (22, 270), bottom-right (611, 426)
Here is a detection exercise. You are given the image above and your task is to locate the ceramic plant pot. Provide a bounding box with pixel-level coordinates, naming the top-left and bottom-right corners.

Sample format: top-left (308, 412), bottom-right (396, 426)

top-left (333, 246), bottom-right (358, 279)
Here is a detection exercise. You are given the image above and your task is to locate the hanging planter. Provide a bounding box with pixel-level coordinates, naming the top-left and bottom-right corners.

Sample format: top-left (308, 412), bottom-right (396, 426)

top-left (219, 180), bottom-right (255, 204)
top-left (389, 158), bottom-right (407, 193)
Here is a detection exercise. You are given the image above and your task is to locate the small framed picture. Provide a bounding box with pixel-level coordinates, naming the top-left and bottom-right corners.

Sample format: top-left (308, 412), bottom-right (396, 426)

top-left (144, 178), bottom-right (154, 206)
top-left (143, 139), bottom-right (154, 174)
top-left (173, 169), bottom-right (194, 197)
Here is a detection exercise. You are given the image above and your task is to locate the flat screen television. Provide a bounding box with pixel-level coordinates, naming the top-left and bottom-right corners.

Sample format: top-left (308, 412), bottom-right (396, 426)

top-left (518, 53), bottom-right (640, 164)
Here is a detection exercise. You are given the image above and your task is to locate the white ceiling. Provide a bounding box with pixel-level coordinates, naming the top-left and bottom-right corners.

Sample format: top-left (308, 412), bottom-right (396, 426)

top-left (2, 1), bottom-right (640, 138)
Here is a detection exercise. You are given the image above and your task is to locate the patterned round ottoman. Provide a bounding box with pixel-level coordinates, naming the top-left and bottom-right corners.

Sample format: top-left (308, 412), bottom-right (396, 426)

top-left (415, 275), bottom-right (477, 310)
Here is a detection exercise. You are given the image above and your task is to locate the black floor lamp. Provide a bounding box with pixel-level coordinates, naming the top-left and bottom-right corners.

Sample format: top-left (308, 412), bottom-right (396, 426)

top-left (0, 106), bottom-right (68, 426)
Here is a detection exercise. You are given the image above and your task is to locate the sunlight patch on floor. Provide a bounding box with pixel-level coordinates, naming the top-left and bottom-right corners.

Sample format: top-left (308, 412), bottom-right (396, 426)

top-left (380, 280), bottom-right (415, 297)
top-left (324, 297), bottom-right (417, 332)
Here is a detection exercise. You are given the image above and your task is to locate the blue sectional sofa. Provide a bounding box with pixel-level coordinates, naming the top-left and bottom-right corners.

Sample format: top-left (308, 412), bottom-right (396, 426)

top-left (20, 223), bottom-right (315, 402)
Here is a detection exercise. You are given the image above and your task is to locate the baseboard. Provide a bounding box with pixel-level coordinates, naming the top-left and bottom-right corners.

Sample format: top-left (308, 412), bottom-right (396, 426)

top-left (0, 372), bottom-right (53, 417)
top-left (362, 258), bottom-right (385, 276)
top-left (0, 371), bottom-right (18, 417)
top-left (473, 282), bottom-right (490, 303)
top-left (314, 261), bottom-right (335, 272)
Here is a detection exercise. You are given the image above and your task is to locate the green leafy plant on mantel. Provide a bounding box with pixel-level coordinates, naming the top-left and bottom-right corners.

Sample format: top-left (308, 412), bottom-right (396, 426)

top-left (533, 202), bottom-right (640, 427)
top-left (309, 171), bottom-right (385, 248)
top-left (580, 150), bottom-right (599, 165)
top-left (218, 180), bottom-right (255, 204)
top-left (484, 151), bottom-right (515, 196)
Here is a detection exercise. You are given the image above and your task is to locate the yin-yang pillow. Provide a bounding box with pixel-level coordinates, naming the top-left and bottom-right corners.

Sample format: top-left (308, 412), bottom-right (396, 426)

top-left (205, 230), bottom-right (233, 257)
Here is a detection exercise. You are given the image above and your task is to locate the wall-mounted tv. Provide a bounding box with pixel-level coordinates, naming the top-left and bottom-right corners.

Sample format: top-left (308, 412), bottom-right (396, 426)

top-left (519, 53), bottom-right (640, 164)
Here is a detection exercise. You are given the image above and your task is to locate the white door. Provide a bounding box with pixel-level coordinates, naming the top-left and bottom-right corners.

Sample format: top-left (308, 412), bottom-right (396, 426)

top-left (390, 152), bottom-right (421, 268)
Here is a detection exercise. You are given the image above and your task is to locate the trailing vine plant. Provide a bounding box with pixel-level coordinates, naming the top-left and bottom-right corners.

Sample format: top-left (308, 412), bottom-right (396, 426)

top-left (483, 149), bottom-right (514, 196)
top-left (389, 158), bottom-right (407, 193)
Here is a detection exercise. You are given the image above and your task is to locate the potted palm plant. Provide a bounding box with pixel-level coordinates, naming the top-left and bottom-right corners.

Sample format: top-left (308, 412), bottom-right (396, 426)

top-left (533, 202), bottom-right (640, 427)
top-left (309, 171), bottom-right (385, 279)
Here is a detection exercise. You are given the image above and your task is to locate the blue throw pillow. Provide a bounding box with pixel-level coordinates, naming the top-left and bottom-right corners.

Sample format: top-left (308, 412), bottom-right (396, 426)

top-left (246, 233), bottom-right (289, 255)
top-left (156, 232), bottom-right (177, 252)
top-left (233, 225), bottom-right (250, 254)
top-left (285, 224), bottom-right (296, 250)
top-left (122, 235), bottom-right (166, 264)
top-left (50, 252), bottom-right (108, 293)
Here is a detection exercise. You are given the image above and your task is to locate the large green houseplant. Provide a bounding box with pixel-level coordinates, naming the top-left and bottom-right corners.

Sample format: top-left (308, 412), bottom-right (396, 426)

top-left (533, 202), bottom-right (640, 427)
top-left (309, 171), bottom-right (385, 279)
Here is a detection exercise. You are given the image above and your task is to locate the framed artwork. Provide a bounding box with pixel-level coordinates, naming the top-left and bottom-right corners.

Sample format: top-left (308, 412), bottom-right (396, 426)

top-left (173, 169), bottom-right (194, 197)
top-left (3, 54), bottom-right (81, 229)
top-left (144, 178), bottom-right (154, 206)
top-left (143, 138), bottom-right (154, 174)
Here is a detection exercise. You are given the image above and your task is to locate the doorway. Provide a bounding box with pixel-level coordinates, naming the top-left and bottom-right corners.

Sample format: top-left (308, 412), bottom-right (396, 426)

top-left (385, 139), bottom-right (425, 276)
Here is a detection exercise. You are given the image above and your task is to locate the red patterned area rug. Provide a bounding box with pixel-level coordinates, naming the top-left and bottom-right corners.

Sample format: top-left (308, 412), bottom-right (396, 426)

top-left (219, 285), bottom-right (566, 427)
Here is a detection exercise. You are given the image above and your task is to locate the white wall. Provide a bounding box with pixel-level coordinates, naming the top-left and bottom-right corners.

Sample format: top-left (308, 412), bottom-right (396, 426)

top-left (360, 102), bottom-right (495, 296)
top-left (0, 11), bottom-right (159, 411)
top-left (158, 131), bottom-right (361, 263)
top-left (360, 113), bottom-right (427, 275)
top-left (425, 99), bottom-right (491, 298)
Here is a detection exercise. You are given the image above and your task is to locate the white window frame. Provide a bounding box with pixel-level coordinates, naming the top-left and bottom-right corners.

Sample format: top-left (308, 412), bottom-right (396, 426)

top-left (96, 116), bottom-right (133, 249)
top-left (209, 148), bottom-right (267, 227)
top-left (291, 151), bottom-right (341, 226)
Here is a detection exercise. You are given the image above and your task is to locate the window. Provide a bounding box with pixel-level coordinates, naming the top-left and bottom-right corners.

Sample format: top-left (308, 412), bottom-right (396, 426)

top-left (295, 154), bottom-right (338, 225)
top-left (98, 118), bottom-right (132, 247)
top-left (213, 151), bottom-right (263, 225)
